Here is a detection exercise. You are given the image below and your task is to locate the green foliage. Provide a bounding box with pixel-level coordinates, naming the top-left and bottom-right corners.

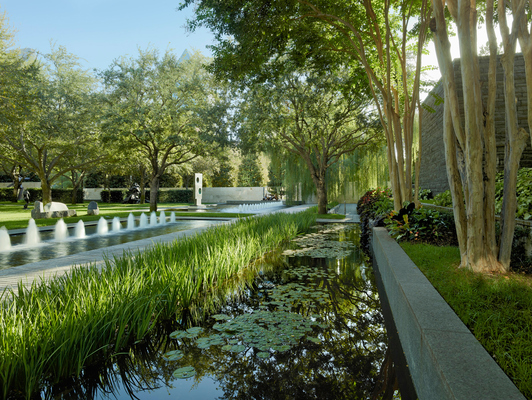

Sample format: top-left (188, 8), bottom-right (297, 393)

top-left (403, 242), bottom-right (532, 398)
top-left (158, 190), bottom-right (193, 203)
top-left (211, 155), bottom-right (235, 187)
top-left (495, 168), bottom-right (532, 220)
top-left (100, 190), bottom-right (124, 203)
top-left (417, 188), bottom-right (433, 200)
top-left (356, 188), bottom-right (393, 220)
top-left (237, 153), bottom-right (263, 187)
top-left (51, 189), bottom-right (84, 204)
top-left (0, 43), bottom-right (103, 204)
top-left (433, 190), bottom-right (453, 207)
top-left (267, 159), bottom-right (285, 189)
top-left (385, 207), bottom-right (457, 246)
top-left (0, 189), bottom-right (17, 202)
top-left (0, 188), bottom-right (82, 203)
top-left (99, 48), bottom-right (226, 210)
top-left (0, 209), bottom-right (316, 397)
top-left (435, 169), bottom-right (532, 220)
top-left (509, 225), bottom-right (532, 274)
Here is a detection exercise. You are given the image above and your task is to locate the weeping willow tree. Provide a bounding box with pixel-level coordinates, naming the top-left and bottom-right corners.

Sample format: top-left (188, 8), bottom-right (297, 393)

top-left (278, 143), bottom-right (389, 205)
top-left (328, 145), bottom-right (390, 202)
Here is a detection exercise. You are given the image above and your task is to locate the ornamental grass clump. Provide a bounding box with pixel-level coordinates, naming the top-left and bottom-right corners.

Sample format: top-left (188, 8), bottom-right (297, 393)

top-left (0, 210), bottom-right (316, 399)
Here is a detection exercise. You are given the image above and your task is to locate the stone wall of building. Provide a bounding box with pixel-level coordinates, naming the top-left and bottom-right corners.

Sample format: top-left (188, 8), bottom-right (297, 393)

top-left (419, 54), bottom-right (532, 194)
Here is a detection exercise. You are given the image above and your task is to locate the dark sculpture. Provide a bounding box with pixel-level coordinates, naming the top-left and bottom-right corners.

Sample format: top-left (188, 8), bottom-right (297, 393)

top-left (123, 183), bottom-right (141, 204)
top-left (23, 189), bottom-right (30, 209)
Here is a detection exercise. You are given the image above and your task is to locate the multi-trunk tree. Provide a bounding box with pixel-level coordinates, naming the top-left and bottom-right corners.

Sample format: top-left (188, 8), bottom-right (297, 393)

top-left (99, 49), bottom-right (227, 212)
top-left (430, 0), bottom-right (532, 272)
top-left (180, 0), bottom-right (433, 211)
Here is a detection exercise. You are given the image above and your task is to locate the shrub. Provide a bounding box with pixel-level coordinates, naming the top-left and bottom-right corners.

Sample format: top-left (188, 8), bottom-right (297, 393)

top-left (51, 189), bottom-right (83, 204)
top-left (0, 188), bottom-right (83, 204)
top-left (417, 188), bottom-right (433, 200)
top-left (357, 187), bottom-right (393, 220)
top-left (100, 190), bottom-right (125, 203)
top-left (0, 189), bottom-right (18, 202)
top-left (433, 190), bottom-right (453, 207)
top-left (158, 190), bottom-right (193, 203)
top-left (495, 168), bottom-right (532, 220)
top-left (385, 205), bottom-right (457, 246)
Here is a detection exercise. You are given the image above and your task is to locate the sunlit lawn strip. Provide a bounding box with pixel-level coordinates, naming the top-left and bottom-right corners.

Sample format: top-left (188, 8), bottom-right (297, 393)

top-left (0, 209), bottom-right (316, 398)
top-left (401, 242), bottom-right (532, 399)
top-left (0, 202), bottom-right (250, 230)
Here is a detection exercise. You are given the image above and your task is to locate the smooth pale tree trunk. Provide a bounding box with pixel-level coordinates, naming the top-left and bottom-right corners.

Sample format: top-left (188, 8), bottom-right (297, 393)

top-left (430, 0), bottom-right (532, 273)
top-left (431, 0), bottom-right (503, 272)
top-left (304, 0), bottom-right (430, 212)
top-left (484, 2), bottom-right (499, 258)
top-left (515, 0), bottom-right (532, 146)
top-left (497, 3), bottom-right (530, 270)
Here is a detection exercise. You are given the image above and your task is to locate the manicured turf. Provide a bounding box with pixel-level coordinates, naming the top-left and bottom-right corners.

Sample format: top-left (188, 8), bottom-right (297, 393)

top-left (0, 209), bottom-right (317, 398)
top-left (0, 202), bottom-right (250, 230)
top-left (401, 242), bottom-right (532, 398)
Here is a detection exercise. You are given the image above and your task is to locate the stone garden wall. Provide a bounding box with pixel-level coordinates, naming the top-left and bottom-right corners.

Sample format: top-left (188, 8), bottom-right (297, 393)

top-left (419, 54), bottom-right (532, 194)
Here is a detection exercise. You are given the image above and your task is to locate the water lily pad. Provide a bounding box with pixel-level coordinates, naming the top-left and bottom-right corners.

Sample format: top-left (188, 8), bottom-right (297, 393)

top-left (272, 344), bottom-right (291, 352)
top-left (308, 337), bottom-right (321, 344)
top-left (222, 344), bottom-right (233, 351)
top-left (230, 345), bottom-right (246, 353)
top-left (256, 351), bottom-right (270, 359)
top-left (173, 366), bottom-right (196, 379)
top-left (169, 330), bottom-right (188, 339)
top-left (186, 327), bottom-right (203, 334)
top-left (163, 350), bottom-right (184, 361)
top-left (212, 314), bottom-right (232, 321)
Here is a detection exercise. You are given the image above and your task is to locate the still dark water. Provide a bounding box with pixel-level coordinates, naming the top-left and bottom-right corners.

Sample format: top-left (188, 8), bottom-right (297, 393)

top-left (1, 219), bottom-right (223, 269)
top-left (43, 224), bottom-right (397, 400)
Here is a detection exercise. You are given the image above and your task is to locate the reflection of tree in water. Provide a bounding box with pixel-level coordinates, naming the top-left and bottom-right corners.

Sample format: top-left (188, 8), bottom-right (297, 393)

top-left (203, 226), bottom-right (395, 399)
top-left (40, 225), bottom-right (398, 400)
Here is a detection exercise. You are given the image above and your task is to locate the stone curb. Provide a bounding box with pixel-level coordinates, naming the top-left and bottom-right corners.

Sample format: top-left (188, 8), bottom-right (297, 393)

top-left (372, 227), bottom-right (525, 400)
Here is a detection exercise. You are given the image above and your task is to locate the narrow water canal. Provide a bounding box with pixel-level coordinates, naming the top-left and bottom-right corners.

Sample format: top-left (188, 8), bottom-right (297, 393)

top-left (43, 224), bottom-right (398, 399)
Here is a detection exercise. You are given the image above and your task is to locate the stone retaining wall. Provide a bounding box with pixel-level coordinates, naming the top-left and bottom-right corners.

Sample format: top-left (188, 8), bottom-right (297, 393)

top-left (420, 54), bottom-right (532, 194)
top-left (372, 227), bottom-right (525, 399)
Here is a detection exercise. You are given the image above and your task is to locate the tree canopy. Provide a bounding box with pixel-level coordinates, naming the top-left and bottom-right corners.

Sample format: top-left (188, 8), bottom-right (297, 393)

top-left (99, 48), bottom-right (229, 211)
top-left (0, 44), bottom-right (104, 204)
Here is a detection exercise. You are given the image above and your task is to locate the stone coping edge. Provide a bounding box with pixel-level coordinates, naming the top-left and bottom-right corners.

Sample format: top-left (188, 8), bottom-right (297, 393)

top-left (372, 227), bottom-right (525, 400)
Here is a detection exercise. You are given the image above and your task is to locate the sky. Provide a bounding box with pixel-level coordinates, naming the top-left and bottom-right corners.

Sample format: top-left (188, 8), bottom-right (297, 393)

top-left (1, 0), bottom-right (214, 71)
top-left (1, 1), bottom-right (496, 88)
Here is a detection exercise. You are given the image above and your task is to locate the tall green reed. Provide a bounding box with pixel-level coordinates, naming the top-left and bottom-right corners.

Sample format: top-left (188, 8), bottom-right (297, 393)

top-left (0, 209), bottom-right (316, 398)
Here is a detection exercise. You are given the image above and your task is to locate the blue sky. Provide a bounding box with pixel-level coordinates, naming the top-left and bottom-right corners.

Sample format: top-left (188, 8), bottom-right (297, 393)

top-left (1, 0), bottom-right (214, 71)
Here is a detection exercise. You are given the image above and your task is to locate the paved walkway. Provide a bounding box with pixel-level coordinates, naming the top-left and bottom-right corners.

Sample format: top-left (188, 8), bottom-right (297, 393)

top-left (0, 204), bottom-right (315, 297)
top-left (316, 203), bottom-right (360, 223)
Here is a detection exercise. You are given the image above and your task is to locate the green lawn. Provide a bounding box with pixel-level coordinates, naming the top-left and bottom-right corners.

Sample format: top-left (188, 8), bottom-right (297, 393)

top-left (0, 201), bottom-right (250, 230)
top-left (401, 242), bottom-right (532, 398)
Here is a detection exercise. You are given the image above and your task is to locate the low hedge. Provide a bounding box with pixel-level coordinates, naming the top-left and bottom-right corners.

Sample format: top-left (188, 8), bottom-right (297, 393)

top-left (0, 188), bottom-right (83, 203)
top-left (99, 189), bottom-right (193, 203)
top-left (100, 190), bottom-right (125, 203)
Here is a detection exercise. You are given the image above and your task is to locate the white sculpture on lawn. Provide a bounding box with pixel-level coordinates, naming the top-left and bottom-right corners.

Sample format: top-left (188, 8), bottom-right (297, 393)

top-left (194, 173), bottom-right (203, 206)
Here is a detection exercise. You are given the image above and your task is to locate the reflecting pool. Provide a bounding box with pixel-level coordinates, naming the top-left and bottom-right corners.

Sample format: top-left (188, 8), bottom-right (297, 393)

top-left (0, 219), bottom-right (224, 269)
top-left (42, 224), bottom-right (398, 399)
